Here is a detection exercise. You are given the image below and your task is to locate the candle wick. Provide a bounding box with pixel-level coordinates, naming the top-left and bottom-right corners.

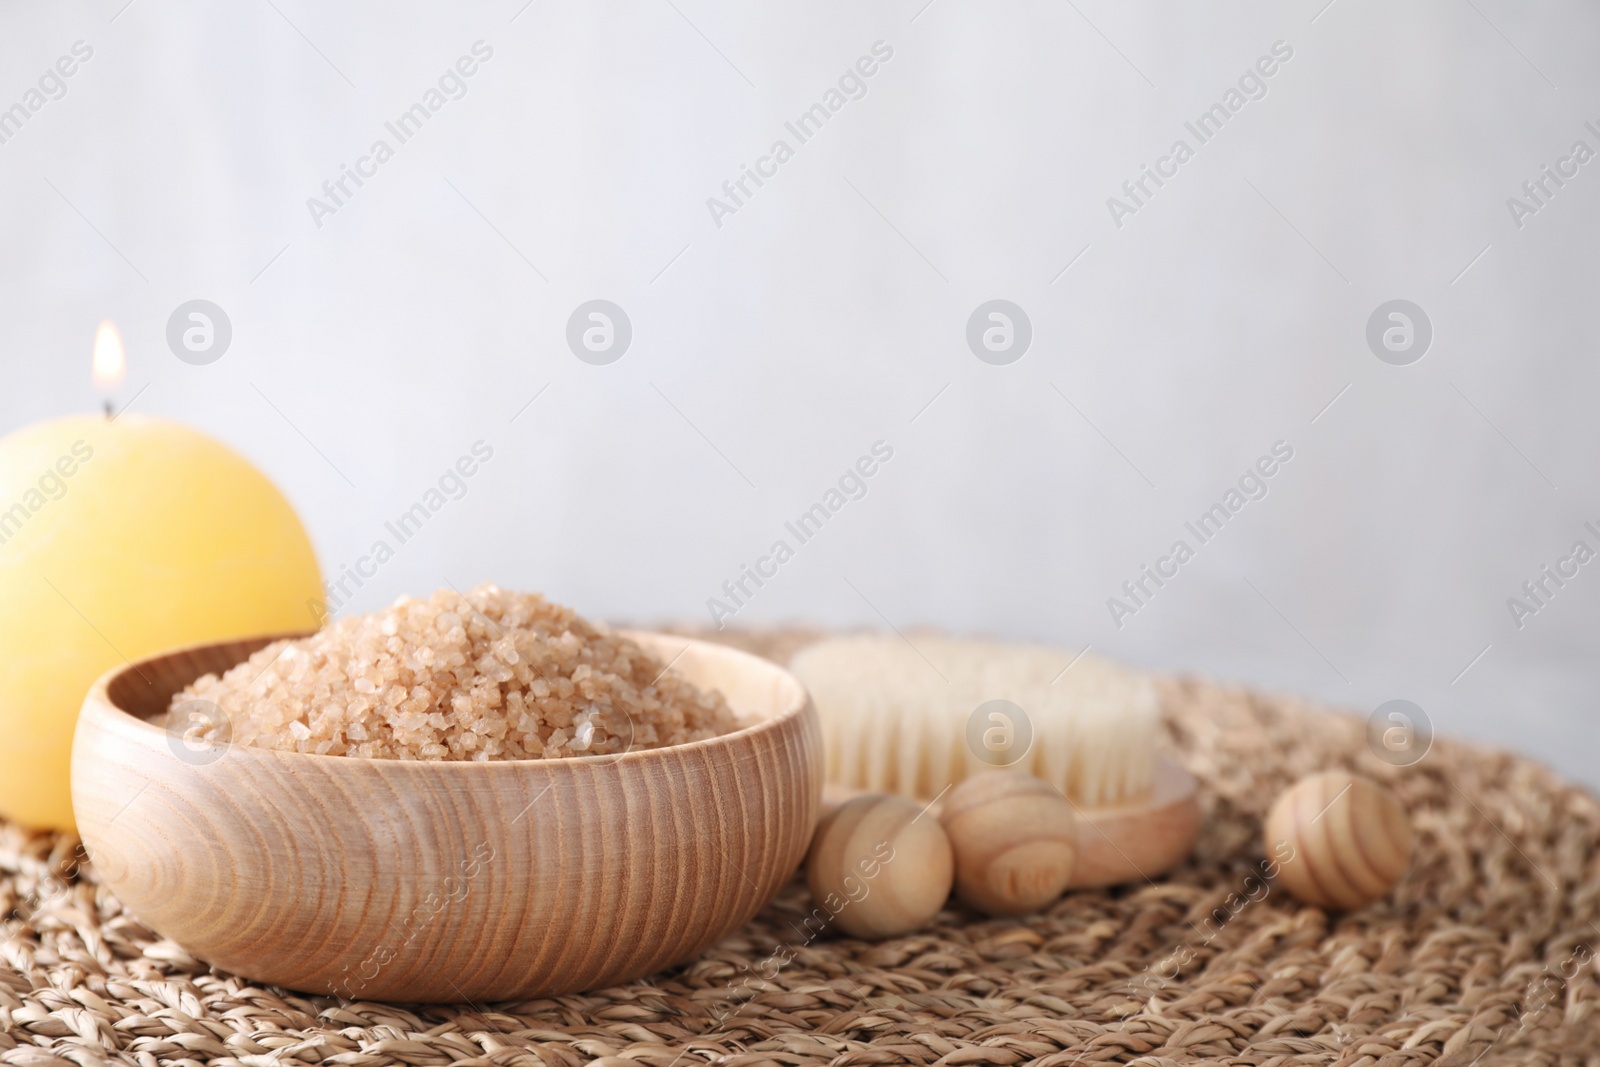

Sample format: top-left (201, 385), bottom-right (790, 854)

top-left (103, 400), bottom-right (114, 420)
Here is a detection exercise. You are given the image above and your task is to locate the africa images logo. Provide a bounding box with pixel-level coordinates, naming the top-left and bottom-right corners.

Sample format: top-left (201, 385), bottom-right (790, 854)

top-left (705, 41), bottom-right (894, 228)
top-left (305, 42), bottom-right (494, 228)
top-left (1106, 40), bottom-right (1293, 229)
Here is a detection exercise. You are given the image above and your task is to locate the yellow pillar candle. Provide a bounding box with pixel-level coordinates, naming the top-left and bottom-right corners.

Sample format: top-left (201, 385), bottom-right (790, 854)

top-left (0, 413), bottom-right (323, 830)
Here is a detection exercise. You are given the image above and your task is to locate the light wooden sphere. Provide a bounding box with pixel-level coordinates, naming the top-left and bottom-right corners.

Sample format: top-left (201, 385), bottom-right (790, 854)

top-left (1264, 771), bottom-right (1412, 910)
top-left (940, 771), bottom-right (1076, 916)
top-left (806, 794), bottom-right (952, 939)
top-left (71, 632), bottom-right (823, 1001)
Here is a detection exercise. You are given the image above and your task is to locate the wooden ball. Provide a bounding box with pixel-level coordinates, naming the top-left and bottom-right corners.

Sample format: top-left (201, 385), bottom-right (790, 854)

top-left (806, 794), bottom-right (952, 939)
top-left (940, 771), bottom-right (1076, 916)
top-left (1264, 771), bottom-right (1412, 910)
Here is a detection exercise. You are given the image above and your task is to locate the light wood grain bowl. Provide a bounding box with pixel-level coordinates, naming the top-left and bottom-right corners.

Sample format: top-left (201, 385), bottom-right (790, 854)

top-left (71, 631), bottom-right (823, 1003)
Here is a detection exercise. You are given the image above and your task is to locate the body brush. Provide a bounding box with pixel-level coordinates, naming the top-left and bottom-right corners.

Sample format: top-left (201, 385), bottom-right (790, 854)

top-left (790, 635), bottom-right (1200, 888)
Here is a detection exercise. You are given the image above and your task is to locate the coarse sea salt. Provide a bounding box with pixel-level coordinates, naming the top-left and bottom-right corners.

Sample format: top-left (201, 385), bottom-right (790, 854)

top-left (166, 584), bottom-right (739, 760)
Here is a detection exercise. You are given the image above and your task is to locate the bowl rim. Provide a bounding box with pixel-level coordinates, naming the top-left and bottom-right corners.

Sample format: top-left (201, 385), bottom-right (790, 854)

top-left (87, 628), bottom-right (812, 771)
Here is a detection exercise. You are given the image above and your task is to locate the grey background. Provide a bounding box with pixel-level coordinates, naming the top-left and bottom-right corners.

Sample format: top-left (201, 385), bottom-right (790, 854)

top-left (2, 2), bottom-right (1596, 786)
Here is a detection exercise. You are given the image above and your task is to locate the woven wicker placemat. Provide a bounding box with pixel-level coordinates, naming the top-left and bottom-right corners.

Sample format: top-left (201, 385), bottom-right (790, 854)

top-left (3, 630), bottom-right (1598, 1067)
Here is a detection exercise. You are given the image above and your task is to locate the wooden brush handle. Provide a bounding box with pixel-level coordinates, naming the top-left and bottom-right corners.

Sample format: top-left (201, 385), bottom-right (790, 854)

top-left (1069, 759), bottom-right (1199, 888)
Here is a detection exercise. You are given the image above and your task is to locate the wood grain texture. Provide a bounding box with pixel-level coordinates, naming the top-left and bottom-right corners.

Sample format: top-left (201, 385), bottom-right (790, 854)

top-left (1070, 758), bottom-right (1201, 889)
top-left (939, 771), bottom-right (1076, 915)
top-left (820, 757), bottom-right (1199, 890)
top-left (805, 794), bottom-right (951, 940)
top-left (1263, 770), bottom-right (1412, 910)
top-left (71, 631), bottom-right (823, 1003)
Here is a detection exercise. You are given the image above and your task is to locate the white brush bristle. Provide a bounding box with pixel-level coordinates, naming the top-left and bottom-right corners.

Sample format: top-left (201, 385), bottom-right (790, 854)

top-left (789, 636), bottom-right (1160, 808)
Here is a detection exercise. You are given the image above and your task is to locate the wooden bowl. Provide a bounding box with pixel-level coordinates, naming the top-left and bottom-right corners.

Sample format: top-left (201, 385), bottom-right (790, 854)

top-left (70, 631), bottom-right (822, 1003)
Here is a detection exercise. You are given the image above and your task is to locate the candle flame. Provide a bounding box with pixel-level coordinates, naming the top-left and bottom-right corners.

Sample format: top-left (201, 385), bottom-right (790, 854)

top-left (92, 320), bottom-right (126, 392)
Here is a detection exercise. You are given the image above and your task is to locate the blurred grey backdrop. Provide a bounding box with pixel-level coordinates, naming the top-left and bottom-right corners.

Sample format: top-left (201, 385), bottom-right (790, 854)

top-left (2, 1), bottom-right (1597, 785)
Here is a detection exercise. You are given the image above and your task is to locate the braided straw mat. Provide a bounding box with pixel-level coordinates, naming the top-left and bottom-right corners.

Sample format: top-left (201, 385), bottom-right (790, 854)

top-left (4, 629), bottom-right (1598, 1067)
